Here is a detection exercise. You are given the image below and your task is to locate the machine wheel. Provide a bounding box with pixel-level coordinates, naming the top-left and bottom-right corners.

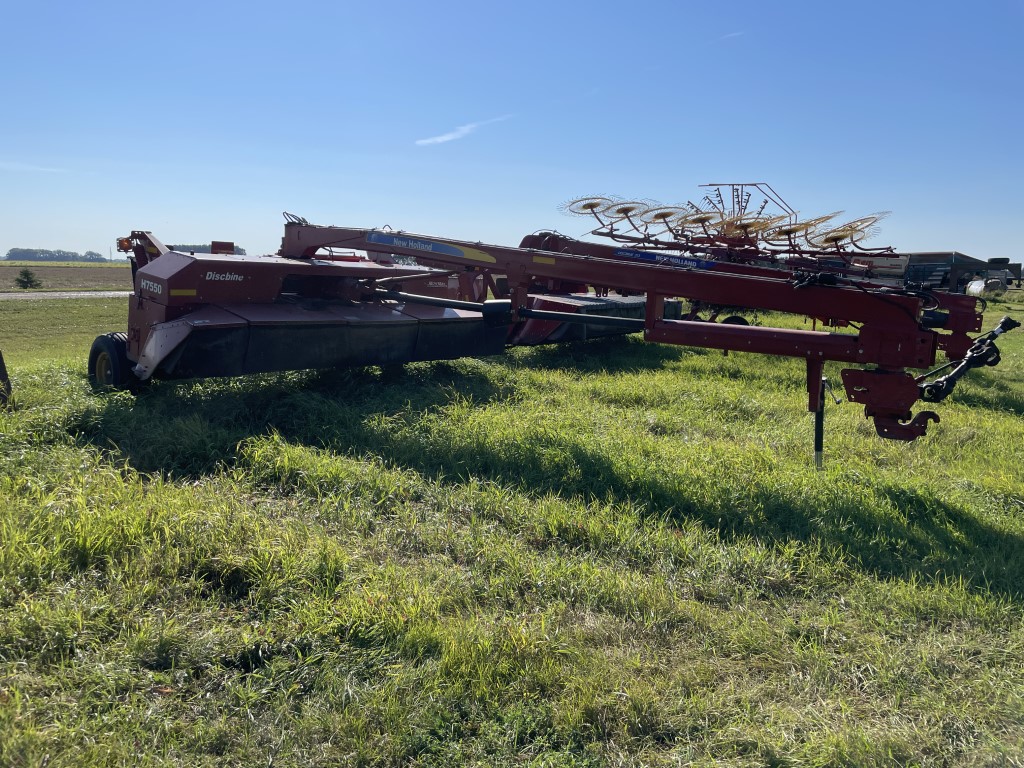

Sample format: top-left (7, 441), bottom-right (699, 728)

top-left (721, 315), bottom-right (749, 326)
top-left (88, 332), bottom-right (135, 391)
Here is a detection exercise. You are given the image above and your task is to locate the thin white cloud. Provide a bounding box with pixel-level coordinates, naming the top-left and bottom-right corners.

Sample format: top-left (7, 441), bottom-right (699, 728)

top-left (714, 31), bottom-right (745, 42)
top-left (415, 115), bottom-right (513, 146)
top-left (0, 161), bottom-right (67, 173)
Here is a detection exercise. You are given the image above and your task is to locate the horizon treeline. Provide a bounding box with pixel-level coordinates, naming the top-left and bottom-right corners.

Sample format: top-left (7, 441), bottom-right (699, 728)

top-left (4, 248), bottom-right (108, 262)
top-left (4, 243), bottom-right (247, 261)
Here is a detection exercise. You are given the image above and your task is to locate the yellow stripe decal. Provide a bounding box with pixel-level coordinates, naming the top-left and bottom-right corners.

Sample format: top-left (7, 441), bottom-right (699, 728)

top-left (443, 243), bottom-right (496, 263)
top-left (533, 255), bottom-right (556, 265)
top-left (170, 288), bottom-right (198, 297)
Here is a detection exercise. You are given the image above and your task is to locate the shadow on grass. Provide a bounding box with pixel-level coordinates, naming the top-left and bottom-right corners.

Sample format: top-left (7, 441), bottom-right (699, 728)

top-left (73, 361), bottom-right (509, 477)
top-left (511, 335), bottom-right (698, 375)
top-left (947, 368), bottom-right (1024, 416)
top-left (716, 482), bottom-right (1024, 600)
top-left (75, 352), bottom-right (1024, 601)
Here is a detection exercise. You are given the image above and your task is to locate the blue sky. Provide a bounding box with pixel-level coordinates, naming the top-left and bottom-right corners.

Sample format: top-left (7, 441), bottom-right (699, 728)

top-left (2, 0), bottom-right (1022, 260)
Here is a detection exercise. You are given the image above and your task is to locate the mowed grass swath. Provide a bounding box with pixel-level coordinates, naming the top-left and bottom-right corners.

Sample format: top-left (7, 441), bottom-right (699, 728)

top-left (1, 296), bottom-right (1023, 766)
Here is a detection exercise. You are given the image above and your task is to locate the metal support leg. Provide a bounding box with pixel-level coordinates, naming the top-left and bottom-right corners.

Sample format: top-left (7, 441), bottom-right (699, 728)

top-left (814, 376), bottom-right (826, 470)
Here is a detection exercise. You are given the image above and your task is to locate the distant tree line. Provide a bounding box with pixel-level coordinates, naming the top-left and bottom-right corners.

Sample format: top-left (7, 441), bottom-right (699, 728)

top-left (170, 244), bottom-right (247, 255)
top-left (4, 244), bottom-right (248, 261)
top-left (4, 248), bottom-right (107, 262)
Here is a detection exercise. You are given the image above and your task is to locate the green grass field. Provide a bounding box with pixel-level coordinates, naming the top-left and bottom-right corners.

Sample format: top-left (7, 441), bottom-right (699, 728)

top-left (1, 297), bottom-right (1023, 766)
top-left (0, 298), bottom-right (127, 365)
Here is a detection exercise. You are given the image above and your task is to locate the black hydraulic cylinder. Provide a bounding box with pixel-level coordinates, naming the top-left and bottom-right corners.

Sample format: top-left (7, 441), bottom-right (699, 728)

top-left (377, 289), bottom-right (513, 325)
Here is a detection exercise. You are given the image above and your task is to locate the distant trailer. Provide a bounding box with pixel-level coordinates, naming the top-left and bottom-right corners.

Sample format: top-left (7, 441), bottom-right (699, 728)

top-left (905, 252), bottom-right (1022, 291)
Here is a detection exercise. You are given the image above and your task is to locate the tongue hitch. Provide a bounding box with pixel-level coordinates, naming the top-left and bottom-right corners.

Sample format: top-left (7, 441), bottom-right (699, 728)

top-left (839, 317), bottom-right (1019, 441)
top-left (841, 368), bottom-right (941, 441)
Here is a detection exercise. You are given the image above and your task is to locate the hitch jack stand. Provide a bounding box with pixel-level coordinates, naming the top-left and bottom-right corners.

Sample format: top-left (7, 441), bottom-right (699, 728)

top-left (814, 377), bottom-right (826, 470)
top-left (807, 360), bottom-right (836, 470)
top-left (813, 374), bottom-right (841, 470)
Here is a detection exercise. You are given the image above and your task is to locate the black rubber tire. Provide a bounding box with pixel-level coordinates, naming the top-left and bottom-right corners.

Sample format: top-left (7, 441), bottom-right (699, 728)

top-left (721, 315), bottom-right (749, 326)
top-left (88, 332), bottom-right (134, 391)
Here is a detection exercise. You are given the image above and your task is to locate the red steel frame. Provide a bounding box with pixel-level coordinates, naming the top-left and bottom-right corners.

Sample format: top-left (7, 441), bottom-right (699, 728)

top-left (277, 222), bottom-right (991, 440)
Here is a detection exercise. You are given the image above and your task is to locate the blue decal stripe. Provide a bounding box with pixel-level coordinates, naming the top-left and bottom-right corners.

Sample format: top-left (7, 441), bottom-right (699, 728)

top-left (367, 232), bottom-right (465, 259)
top-left (614, 249), bottom-right (718, 270)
